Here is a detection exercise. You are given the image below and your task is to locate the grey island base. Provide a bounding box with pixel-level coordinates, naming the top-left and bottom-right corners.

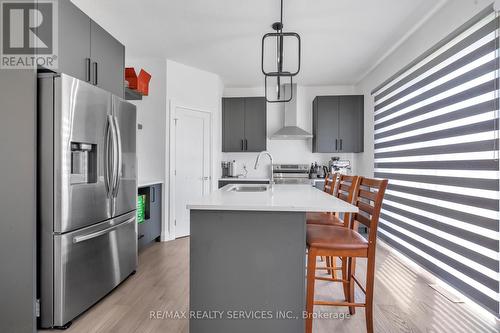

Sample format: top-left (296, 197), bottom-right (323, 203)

top-left (188, 184), bottom-right (358, 333)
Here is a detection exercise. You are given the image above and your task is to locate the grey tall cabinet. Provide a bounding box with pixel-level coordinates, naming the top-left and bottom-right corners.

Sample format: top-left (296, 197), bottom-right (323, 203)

top-left (0, 70), bottom-right (37, 333)
top-left (138, 184), bottom-right (162, 250)
top-left (53, 0), bottom-right (125, 97)
top-left (222, 97), bottom-right (267, 152)
top-left (312, 95), bottom-right (364, 153)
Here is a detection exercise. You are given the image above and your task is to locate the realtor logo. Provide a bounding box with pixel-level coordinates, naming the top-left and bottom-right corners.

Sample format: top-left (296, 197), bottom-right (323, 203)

top-left (1, 0), bottom-right (58, 69)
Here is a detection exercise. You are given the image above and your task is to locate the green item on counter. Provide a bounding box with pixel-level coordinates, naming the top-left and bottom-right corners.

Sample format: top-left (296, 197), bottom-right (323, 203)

top-left (137, 194), bottom-right (146, 223)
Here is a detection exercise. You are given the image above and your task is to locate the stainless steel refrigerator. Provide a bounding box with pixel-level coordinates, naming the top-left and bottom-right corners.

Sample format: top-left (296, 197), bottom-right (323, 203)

top-left (38, 73), bottom-right (138, 328)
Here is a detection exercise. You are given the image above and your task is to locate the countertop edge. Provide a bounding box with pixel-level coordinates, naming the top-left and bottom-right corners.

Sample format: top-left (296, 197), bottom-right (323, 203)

top-left (187, 205), bottom-right (358, 213)
top-left (219, 178), bottom-right (271, 182)
top-left (138, 180), bottom-right (164, 187)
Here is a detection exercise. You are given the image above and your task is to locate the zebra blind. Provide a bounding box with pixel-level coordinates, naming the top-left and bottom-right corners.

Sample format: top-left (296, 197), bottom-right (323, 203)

top-left (372, 8), bottom-right (500, 315)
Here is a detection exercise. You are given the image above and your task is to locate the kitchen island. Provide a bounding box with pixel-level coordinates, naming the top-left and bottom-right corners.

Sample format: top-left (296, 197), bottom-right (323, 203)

top-left (187, 184), bottom-right (358, 333)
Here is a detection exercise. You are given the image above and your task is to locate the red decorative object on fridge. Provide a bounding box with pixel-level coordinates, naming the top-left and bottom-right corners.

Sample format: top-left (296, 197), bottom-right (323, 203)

top-left (137, 69), bottom-right (152, 96)
top-left (125, 67), bottom-right (138, 89)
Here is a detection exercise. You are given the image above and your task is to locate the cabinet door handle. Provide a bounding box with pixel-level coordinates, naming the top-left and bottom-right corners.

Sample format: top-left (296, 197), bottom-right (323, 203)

top-left (151, 187), bottom-right (155, 202)
top-left (92, 62), bottom-right (98, 85)
top-left (244, 139), bottom-right (248, 151)
top-left (339, 139), bottom-right (343, 151)
top-left (85, 58), bottom-right (91, 82)
top-left (241, 139), bottom-right (244, 151)
top-left (335, 139), bottom-right (338, 151)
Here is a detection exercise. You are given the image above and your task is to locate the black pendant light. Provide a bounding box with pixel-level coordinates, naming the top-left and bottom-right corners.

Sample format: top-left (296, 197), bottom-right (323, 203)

top-left (261, 0), bottom-right (301, 103)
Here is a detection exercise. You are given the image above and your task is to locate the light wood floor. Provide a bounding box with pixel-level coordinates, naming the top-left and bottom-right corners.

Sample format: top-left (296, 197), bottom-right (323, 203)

top-left (40, 237), bottom-right (499, 333)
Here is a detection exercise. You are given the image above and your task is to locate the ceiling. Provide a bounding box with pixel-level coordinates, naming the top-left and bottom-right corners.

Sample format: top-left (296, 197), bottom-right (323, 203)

top-left (72, 0), bottom-right (446, 87)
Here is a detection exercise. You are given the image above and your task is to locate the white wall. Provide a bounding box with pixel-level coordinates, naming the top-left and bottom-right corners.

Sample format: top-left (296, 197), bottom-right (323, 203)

top-left (355, 0), bottom-right (494, 177)
top-left (126, 57), bottom-right (167, 185)
top-left (125, 57), bottom-right (168, 242)
top-left (222, 85), bottom-right (361, 178)
top-left (126, 58), bottom-right (224, 241)
top-left (165, 59), bottom-right (224, 240)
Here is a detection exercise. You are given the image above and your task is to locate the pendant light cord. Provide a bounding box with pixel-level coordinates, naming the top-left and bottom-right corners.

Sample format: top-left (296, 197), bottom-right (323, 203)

top-left (277, 0), bottom-right (284, 98)
top-left (280, 0), bottom-right (283, 28)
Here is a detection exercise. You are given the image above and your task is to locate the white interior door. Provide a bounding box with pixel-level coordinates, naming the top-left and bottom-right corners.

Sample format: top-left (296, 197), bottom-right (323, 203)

top-left (174, 106), bottom-right (211, 238)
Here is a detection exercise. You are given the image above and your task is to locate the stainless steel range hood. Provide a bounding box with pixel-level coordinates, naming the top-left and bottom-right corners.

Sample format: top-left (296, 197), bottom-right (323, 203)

top-left (270, 84), bottom-right (313, 140)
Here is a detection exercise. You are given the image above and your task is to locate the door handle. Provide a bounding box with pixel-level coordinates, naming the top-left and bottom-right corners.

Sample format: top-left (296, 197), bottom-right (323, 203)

top-left (151, 187), bottom-right (155, 202)
top-left (73, 217), bottom-right (135, 243)
top-left (244, 139), bottom-right (248, 151)
top-left (92, 61), bottom-right (98, 85)
top-left (111, 116), bottom-right (122, 198)
top-left (85, 58), bottom-right (91, 82)
top-left (104, 115), bottom-right (114, 198)
top-left (335, 139), bottom-right (338, 151)
top-left (241, 139), bottom-right (244, 151)
top-left (339, 139), bottom-right (343, 151)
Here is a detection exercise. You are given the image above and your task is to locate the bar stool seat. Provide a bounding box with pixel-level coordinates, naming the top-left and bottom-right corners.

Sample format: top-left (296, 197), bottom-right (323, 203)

top-left (306, 213), bottom-right (343, 226)
top-left (307, 224), bottom-right (368, 252)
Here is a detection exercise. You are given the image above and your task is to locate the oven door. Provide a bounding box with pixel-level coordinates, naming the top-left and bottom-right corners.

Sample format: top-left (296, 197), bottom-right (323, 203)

top-left (274, 178), bottom-right (312, 185)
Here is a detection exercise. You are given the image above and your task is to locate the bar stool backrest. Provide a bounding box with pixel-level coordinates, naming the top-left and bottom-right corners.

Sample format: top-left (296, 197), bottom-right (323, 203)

top-left (350, 177), bottom-right (389, 252)
top-left (337, 175), bottom-right (361, 227)
top-left (323, 172), bottom-right (339, 195)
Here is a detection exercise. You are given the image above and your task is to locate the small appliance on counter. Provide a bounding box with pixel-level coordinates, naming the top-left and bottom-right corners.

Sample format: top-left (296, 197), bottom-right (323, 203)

top-left (273, 164), bottom-right (311, 184)
top-left (309, 162), bottom-right (329, 179)
top-left (329, 157), bottom-right (352, 174)
top-left (221, 161), bottom-right (230, 178)
top-left (221, 160), bottom-right (239, 178)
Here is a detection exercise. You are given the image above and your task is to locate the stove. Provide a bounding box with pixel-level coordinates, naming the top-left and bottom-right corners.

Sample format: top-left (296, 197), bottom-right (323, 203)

top-left (272, 164), bottom-right (311, 185)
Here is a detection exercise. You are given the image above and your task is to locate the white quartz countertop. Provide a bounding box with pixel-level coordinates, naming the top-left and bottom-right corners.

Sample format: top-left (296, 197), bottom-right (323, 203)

top-left (187, 184), bottom-right (358, 213)
top-left (219, 178), bottom-right (271, 182)
top-left (138, 179), bottom-right (164, 187)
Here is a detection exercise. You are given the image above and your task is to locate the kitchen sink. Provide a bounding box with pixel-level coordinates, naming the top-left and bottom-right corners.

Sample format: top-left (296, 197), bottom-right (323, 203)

top-left (229, 185), bottom-right (269, 192)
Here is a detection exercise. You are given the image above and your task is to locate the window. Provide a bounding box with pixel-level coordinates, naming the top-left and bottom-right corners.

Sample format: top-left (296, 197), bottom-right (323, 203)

top-left (372, 7), bottom-right (500, 315)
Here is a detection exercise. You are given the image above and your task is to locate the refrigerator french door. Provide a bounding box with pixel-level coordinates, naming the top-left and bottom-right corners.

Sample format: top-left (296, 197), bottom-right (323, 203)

top-left (38, 73), bottom-right (137, 328)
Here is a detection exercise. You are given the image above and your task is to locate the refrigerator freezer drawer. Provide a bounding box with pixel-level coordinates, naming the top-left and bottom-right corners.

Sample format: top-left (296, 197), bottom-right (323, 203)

top-left (53, 212), bottom-right (137, 327)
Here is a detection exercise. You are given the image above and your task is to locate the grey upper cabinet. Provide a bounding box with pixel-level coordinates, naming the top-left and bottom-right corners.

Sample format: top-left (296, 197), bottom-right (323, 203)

top-left (338, 95), bottom-right (363, 153)
top-left (53, 1), bottom-right (125, 98)
top-left (312, 95), bottom-right (364, 153)
top-left (243, 97), bottom-right (267, 152)
top-left (223, 98), bottom-right (246, 152)
top-left (313, 96), bottom-right (339, 153)
top-left (90, 22), bottom-right (125, 97)
top-left (222, 97), bottom-right (267, 152)
top-left (57, 0), bottom-right (91, 82)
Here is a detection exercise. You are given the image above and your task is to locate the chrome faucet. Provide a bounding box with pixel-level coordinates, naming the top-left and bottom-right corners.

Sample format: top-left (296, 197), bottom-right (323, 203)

top-left (254, 151), bottom-right (274, 186)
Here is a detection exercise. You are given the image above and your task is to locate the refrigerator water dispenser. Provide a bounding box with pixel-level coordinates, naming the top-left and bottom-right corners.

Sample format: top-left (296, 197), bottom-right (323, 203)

top-left (71, 142), bottom-right (97, 184)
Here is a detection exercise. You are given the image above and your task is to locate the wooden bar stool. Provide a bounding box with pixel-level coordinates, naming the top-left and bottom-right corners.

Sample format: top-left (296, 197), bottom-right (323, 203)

top-left (323, 172), bottom-right (338, 196)
top-left (305, 172), bottom-right (338, 224)
top-left (305, 177), bottom-right (388, 333)
top-left (306, 174), bottom-right (359, 226)
top-left (306, 175), bottom-right (360, 280)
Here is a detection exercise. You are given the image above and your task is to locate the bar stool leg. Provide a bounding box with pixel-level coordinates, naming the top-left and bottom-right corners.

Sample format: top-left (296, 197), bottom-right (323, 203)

top-left (347, 257), bottom-right (357, 315)
top-left (365, 255), bottom-right (376, 333)
top-left (330, 256), bottom-right (338, 279)
top-left (341, 257), bottom-right (348, 300)
top-left (306, 248), bottom-right (317, 333)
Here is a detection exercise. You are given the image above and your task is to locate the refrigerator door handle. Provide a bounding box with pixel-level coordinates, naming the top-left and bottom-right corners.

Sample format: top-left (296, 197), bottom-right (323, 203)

top-left (109, 115), bottom-right (119, 198)
top-left (104, 115), bottom-right (114, 198)
top-left (111, 115), bottom-right (122, 198)
top-left (72, 217), bottom-right (135, 244)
